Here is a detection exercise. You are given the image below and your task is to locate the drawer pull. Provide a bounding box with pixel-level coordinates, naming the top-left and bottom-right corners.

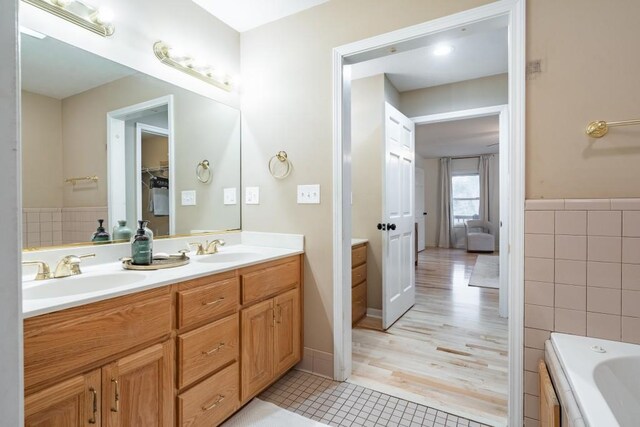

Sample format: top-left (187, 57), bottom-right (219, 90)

top-left (202, 297), bottom-right (225, 306)
top-left (88, 387), bottom-right (98, 424)
top-left (202, 394), bottom-right (225, 412)
top-left (110, 379), bottom-right (119, 413)
top-left (201, 343), bottom-right (225, 355)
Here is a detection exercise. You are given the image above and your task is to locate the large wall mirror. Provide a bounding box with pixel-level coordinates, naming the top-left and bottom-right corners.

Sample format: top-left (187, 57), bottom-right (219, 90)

top-left (21, 32), bottom-right (241, 250)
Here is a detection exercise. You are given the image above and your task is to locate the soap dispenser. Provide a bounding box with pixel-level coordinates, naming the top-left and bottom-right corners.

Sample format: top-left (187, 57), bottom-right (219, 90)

top-left (91, 219), bottom-right (111, 243)
top-left (142, 220), bottom-right (154, 261)
top-left (131, 220), bottom-right (152, 265)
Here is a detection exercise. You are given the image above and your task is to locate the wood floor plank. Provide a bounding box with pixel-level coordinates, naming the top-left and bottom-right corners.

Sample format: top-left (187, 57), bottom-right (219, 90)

top-left (349, 248), bottom-right (508, 427)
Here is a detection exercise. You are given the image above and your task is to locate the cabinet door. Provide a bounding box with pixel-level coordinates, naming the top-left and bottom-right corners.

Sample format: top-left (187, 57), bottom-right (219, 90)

top-left (25, 369), bottom-right (101, 427)
top-left (102, 341), bottom-right (173, 427)
top-left (240, 299), bottom-right (274, 402)
top-left (273, 288), bottom-right (301, 376)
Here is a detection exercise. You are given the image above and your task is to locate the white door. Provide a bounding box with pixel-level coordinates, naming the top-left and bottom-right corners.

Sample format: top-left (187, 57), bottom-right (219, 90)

top-left (382, 102), bottom-right (416, 330)
top-left (415, 167), bottom-right (426, 251)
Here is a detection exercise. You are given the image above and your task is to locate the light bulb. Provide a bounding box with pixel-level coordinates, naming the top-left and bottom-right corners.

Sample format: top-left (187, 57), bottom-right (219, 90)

top-left (53, 0), bottom-right (72, 7)
top-left (93, 7), bottom-right (114, 24)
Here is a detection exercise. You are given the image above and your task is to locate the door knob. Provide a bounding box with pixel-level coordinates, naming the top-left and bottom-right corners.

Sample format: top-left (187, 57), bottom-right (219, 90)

top-left (387, 223), bottom-right (396, 230)
top-left (377, 223), bottom-right (386, 231)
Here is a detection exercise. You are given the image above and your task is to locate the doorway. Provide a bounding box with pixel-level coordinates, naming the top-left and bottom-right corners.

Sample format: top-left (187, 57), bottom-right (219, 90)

top-left (332, 1), bottom-right (525, 426)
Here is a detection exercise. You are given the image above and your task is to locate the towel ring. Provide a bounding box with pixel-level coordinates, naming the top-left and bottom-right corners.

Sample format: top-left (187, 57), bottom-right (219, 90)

top-left (268, 151), bottom-right (292, 179)
top-left (196, 160), bottom-right (212, 183)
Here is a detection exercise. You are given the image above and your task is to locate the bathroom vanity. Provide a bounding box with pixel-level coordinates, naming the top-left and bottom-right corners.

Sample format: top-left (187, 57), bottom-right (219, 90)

top-left (351, 239), bottom-right (368, 325)
top-left (22, 238), bottom-right (303, 427)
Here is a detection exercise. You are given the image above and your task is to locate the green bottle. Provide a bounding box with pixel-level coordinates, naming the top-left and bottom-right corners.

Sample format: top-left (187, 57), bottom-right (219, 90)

top-left (113, 220), bottom-right (133, 241)
top-left (131, 220), bottom-right (151, 265)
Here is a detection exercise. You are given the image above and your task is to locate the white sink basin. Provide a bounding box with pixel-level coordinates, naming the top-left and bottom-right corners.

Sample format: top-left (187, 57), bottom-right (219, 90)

top-left (196, 252), bottom-right (263, 264)
top-left (23, 272), bottom-right (147, 300)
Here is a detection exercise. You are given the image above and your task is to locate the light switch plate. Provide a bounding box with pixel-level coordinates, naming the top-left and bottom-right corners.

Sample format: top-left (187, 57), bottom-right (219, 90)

top-left (297, 184), bottom-right (320, 204)
top-left (245, 186), bottom-right (260, 205)
top-left (224, 187), bottom-right (237, 205)
top-left (181, 190), bottom-right (196, 206)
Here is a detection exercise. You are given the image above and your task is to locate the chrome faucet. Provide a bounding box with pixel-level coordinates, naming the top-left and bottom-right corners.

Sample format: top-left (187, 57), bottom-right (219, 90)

top-left (22, 260), bottom-right (52, 281)
top-left (53, 253), bottom-right (96, 278)
top-left (189, 239), bottom-right (225, 255)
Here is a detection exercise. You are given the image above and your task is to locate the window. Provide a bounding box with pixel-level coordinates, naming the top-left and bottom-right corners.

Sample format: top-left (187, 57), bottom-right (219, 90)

top-left (451, 174), bottom-right (480, 226)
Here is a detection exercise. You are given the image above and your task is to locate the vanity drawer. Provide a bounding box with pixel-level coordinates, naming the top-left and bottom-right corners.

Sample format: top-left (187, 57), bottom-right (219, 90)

top-left (177, 276), bottom-right (239, 329)
top-left (24, 287), bottom-right (171, 391)
top-left (241, 257), bottom-right (300, 305)
top-left (352, 263), bottom-right (367, 287)
top-left (178, 362), bottom-right (239, 427)
top-left (352, 245), bottom-right (367, 267)
top-left (352, 281), bottom-right (367, 324)
top-left (177, 313), bottom-right (239, 389)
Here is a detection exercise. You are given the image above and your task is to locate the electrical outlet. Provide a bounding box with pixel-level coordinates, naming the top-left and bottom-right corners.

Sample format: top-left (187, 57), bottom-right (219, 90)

top-left (181, 190), bottom-right (196, 206)
top-left (245, 186), bottom-right (260, 205)
top-left (297, 184), bottom-right (320, 204)
top-left (224, 187), bottom-right (237, 205)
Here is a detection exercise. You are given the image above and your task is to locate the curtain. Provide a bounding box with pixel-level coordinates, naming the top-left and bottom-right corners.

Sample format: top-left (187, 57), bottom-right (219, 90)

top-left (479, 154), bottom-right (492, 221)
top-left (437, 158), bottom-right (452, 248)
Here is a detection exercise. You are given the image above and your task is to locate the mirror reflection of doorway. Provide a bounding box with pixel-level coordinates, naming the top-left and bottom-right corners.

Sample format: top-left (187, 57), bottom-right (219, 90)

top-left (138, 124), bottom-right (170, 237)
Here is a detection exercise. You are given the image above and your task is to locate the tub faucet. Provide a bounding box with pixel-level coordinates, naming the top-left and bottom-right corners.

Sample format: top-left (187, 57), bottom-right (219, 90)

top-left (53, 253), bottom-right (96, 278)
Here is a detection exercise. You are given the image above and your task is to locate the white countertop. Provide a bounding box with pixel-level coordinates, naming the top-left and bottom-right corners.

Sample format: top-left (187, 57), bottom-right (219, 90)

top-left (351, 238), bottom-right (368, 246)
top-left (22, 232), bottom-right (304, 318)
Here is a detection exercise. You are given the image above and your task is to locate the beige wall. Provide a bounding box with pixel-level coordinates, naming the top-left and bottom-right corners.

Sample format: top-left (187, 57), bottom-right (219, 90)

top-left (241, 0), bottom-right (493, 354)
top-left (527, 0), bottom-right (640, 199)
top-left (21, 91), bottom-right (63, 209)
top-left (400, 73), bottom-right (508, 118)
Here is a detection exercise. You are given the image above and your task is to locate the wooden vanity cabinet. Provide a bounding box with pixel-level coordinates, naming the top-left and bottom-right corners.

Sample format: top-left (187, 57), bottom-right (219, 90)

top-left (24, 254), bottom-right (303, 427)
top-left (351, 242), bottom-right (367, 325)
top-left (240, 257), bottom-right (302, 403)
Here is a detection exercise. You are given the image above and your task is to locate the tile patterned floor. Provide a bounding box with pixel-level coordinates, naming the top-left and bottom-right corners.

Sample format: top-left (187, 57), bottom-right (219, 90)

top-left (260, 370), bottom-right (492, 427)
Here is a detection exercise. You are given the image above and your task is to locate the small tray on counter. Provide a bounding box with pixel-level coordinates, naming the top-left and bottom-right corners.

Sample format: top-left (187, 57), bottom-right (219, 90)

top-left (121, 252), bottom-right (190, 270)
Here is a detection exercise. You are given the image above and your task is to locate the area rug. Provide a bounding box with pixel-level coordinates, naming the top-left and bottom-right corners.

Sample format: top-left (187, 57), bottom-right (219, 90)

top-left (468, 255), bottom-right (499, 289)
top-left (222, 398), bottom-right (329, 427)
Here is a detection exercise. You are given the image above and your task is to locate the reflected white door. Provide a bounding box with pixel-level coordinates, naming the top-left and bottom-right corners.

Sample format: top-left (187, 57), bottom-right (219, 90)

top-left (415, 167), bottom-right (426, 251)
top-left (382, 102), bottom-right (415, 330)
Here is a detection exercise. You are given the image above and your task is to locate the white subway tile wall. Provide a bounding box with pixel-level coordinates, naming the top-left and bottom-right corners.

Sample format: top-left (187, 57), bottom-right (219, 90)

top-left (22, 207), bottom-right (107, 248)
top-left (524, 198), bottom-right (640, 426)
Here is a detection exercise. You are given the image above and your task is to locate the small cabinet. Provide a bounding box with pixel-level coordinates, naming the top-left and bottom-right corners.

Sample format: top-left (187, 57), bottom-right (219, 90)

top-left (351, 242), bottom-right (367, 325)
top-left (240, 299), bottom-right (275, 401)
top-left (25, 369), bottom-right (101, 427)
top-left (274, 288), bottom-right (301, 377)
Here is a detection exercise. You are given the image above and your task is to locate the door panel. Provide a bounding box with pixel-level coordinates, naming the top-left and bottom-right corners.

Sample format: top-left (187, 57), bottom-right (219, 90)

top-left (102, 341), bottom-right (173, 427)
top-left (274, 288), bottom-right (301, 377)
top-left (240, 299), bottom-right (274, 402)
top-left (25, 369), bottom-right (101, 427)
top-left (383, 102), bottom-right (416, 329)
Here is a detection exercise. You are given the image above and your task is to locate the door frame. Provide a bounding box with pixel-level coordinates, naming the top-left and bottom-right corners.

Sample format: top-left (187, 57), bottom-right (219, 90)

top-left (135, 123), bottom-right (170, 224)
top-left (412, 104), bottom-right (509, 318)
top-left (106, 95), bottom-right (175, 234)
top-left (331, 1), bottom-right (526, 425)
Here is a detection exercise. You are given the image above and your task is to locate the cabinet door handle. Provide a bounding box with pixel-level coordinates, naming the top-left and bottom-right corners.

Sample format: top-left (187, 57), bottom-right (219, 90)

top-left (88, 387), bottom-right (98, 424)
top-left (110, 379), bottom-right (120, 413)
top-left (201, 343), bottom-right (225, 355)
top-left (202, 297), bottom-right (225, 306)
top-left (276, 305), bottom-right (283, 324)
top-left (202, 394), bottom-right (225, 412)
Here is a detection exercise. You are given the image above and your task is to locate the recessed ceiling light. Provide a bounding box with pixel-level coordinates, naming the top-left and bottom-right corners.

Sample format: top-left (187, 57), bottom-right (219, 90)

top-left (19, 25), bottom-right (46, 39)
top-left (433, 44), bottom-right (454, 56)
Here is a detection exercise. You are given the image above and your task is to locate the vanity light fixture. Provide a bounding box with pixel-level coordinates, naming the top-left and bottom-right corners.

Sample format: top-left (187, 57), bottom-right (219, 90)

top-left (433, 44), bottom-right (454, 56)
top-left (153, 41), bottom-right (233, 92)
top-left (21, 0), bottom-right (115, 37)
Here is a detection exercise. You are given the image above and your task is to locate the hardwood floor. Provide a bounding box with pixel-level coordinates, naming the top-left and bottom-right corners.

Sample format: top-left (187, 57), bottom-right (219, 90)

top-left (349, 248), bottom-right (508, 427)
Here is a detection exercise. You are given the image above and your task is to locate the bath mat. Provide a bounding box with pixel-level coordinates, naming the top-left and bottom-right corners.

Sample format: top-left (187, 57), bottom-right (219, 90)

top-left (222, 398), bottom-right (330, 427)
top-left (468, 255), bottom-right (499, 289)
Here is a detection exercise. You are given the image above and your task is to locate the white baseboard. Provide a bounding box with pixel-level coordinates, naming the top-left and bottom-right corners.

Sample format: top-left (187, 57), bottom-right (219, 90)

top-left (366, 308), bottom-right (382, 318)
top-left (295, 347), bottom-right (334, 379)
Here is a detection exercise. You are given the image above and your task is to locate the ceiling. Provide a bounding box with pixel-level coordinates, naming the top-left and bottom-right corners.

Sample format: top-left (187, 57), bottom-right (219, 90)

top-left (21, 33), bottom-right (136, 100)
top-left (351, 27), bottom-right (507, 92)
top-left (416, 115), bottom-right (499, 159)
top-left (191, 0), bottom-right (329, 32)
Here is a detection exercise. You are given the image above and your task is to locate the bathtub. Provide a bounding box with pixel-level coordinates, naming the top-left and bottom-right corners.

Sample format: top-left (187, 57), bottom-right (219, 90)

top-left (549, 333), bottom-right (640, 427)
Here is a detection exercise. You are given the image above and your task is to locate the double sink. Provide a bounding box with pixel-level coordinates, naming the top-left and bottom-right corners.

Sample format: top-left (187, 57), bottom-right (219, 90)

top-left (22, 248), bottom-right (265, 303)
